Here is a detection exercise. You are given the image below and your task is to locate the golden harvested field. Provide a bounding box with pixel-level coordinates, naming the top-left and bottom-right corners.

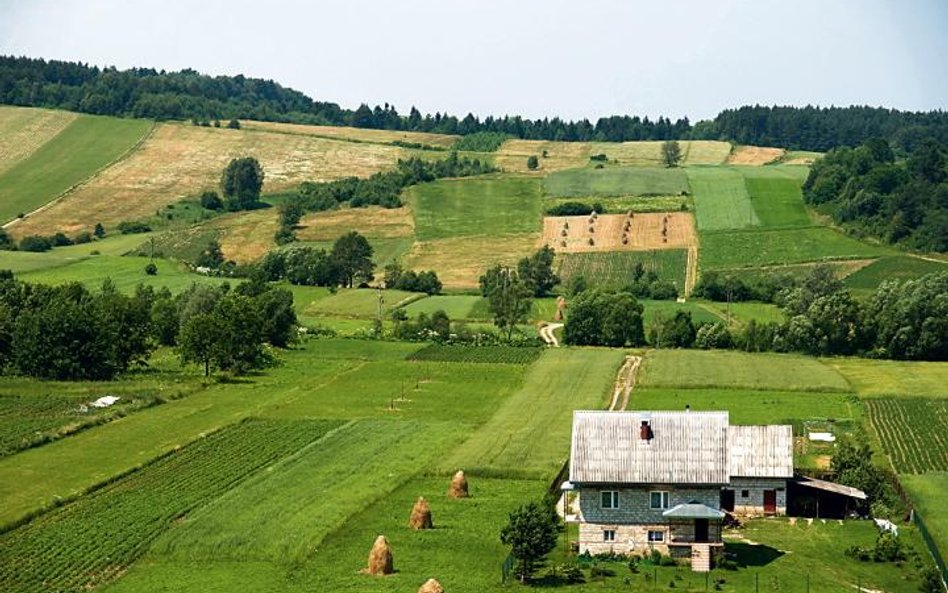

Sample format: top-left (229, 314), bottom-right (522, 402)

top-left (296, 206), bottom-right (414, 242)
top-left (542, 212), bottom-right (696, 253)
top-left (11, 122), bottom-right (411, 237)
top-left (239, 120), bottom-right (459, 148)
top-left (0, 106), bottom-right (78, 174)
top-left (727, 145), bottom-right (786, 165)
top-left (495, 139), bottom-right (592, 173)
top-left (586, 140), bottom-right (732, 167)
top-left (403, 233), bottom-right (541, 289)
top-left (208, 209), bottom-right (280, 263)
top-left (680, 140), bottom-right (733, 165)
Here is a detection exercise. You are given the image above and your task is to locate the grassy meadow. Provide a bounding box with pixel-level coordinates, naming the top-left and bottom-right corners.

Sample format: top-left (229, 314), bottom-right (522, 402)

top-left (543, 167), bottom-right (689, 198)
top-left (686, 167), bottom-right (759, 230)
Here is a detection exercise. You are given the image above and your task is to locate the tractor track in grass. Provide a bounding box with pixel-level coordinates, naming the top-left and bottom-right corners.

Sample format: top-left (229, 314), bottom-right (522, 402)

top-left (608, 355), bottom-right (642, 411)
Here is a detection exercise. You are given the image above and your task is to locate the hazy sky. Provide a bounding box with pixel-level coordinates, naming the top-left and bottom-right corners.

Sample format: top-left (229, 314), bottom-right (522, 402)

top-left (1, 0), bottom-right (946, 121)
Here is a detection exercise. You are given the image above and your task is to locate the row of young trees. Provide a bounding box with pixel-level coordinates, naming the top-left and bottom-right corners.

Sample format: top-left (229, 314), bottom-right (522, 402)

top-left (565, 267), bottom-right (947, 361)
top-left (0, 273), bottom-right (297, 380)
top-left (4, 56), bottom-right (946, 151)
top-left (803, 138), bottom-right (948, 252)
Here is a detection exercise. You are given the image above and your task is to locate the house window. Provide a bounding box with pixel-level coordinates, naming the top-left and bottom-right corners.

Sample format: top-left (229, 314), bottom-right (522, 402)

top-left (649, 491), bottom-right (669, 510)
top-left (601, 491), bottom-right (619, 509)
top-left (647, 530), bottom-right (665, 543)
top-left (603, 529), bottom-right (616, 542)
top-left (741, 490), bottom-right (749, 498)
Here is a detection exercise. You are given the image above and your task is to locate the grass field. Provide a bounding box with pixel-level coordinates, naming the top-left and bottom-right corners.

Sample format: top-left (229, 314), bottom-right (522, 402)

top-left (695, 300), bottom-right (785, 325)
top-left (826, 358), bottom-right (948, 398)
top-left (843, 255), bottom-right (948, 291)
top-left (555, 250), bottom-right (688, 291)
top-left (0, 115), bottom-right (152, 225)
top-left (632, 387), bottom-right (858, 426)
top-left (0, 105), bottom-right (78, 174)
top-left (586, 140), bottom-right (732, 167)
top-left (17, 255), bottom-right (229, 293)
top-left (902, 473), bottom-right (948, 555)
top-left (304, 288), bottom-right (421, 318)
top-left (11, 120), bottom-right (414, 237)
top-left (700, 227), bottom-right (892, 269)
top-left (867, 398), bottom-right (948, 473)
top-left (401, 294), bottom-right (482, 319)
top-left (638, 349), bottom-right (851, 392)
top-left (640, 299), bottom-right (725, 326)
top-left (744, 175), bottom-right (812, 229)
top-left (543, 167), bottom-right (689, 198)
top-left (440, 348), bottom-right (623, 478)
top-left (546, 194), bottom-right (694, 213)
top-left (686, 167), bottom-right (759, 230)
top-left (408, 176), bottom-right (542, 241)
top-left (404, 233), bottom-right (540, 289)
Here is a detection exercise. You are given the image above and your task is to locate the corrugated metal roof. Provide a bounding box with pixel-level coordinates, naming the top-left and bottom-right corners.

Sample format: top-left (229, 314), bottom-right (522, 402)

top-left (793, 476), bottom-right (867, 499)
top-left (663, 502), bottom-right (726, 519)
top-left (570, 411), bottom-right (730, 485)
top-left (728, 425), bottom-right (794, 478)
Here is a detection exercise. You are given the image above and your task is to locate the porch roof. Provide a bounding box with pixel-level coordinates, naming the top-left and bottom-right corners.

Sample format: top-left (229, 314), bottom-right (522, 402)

top-left (662, 502), bottom-right (726, 520)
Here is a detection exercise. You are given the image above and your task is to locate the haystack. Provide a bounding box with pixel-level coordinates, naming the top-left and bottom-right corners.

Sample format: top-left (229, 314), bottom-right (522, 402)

top-left (448, 470), bottom-right (469, 498)
top-left (418, 578), bottom-right (444, 593)
top-left (363, 535), bottom-right (394, 575)
top-left (409, 496), bottom-right (434, 529)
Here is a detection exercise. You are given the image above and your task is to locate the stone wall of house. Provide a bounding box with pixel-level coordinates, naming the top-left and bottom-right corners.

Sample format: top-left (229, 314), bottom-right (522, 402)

top-left (577, 521), bottom-right (724, 556)
top-left (727, 477), bottom-right (787, 516)
top-left (578, 486), bottom-right (720, 525)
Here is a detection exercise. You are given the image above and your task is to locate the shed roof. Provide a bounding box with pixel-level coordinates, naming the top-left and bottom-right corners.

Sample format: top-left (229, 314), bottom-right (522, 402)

top-left (569, 411), bottom-right (730, 485)
top-left (793, 476), bottom-right (868, 500)
top-left (663, 502), bottom-right (726, 520)
top-left (728, 425), bottom-right (794, 478)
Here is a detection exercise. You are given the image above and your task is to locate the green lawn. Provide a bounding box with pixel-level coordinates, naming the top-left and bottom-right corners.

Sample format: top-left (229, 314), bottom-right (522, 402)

top-left (408, 175), bottom-right (542, 241)
top-left (638, 349), bottom-right (852, 393)
top-left (401, 294), bottom-right (482, 319)
top-left (544, 167), bottom-right (689, 198)
top-left (640, 299), bottom-right (725, 326)
top-left (694, 300), bottom-right (785, 325)
top-left (744, 175), bottom-right (812, 229)
top-left (304, 288), bottom-right (422, 318)
top-left (0, 233), bottom-right (151, 273)
top-left (440, 348), bottom-right (624, 479)
top-left (902, 473), bottom-right (948, 554)
top-left (556, 250), bottom-right (688, 291)
top-left (631, 387), bottom-right (858, 426)
top-left (0, 115), bottom-right (152, 224)
top-left (17, 255), bottom-right (229, 293)
top-left (686, 167), bottom-right (759, 231)
top-left (700, 227), bottom-right (892, 270)
top-left (826, 358), bottom-right (948, 398)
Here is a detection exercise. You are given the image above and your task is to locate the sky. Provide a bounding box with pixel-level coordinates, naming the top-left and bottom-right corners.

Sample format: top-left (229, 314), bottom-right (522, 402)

top-left (0, 0), bottom-right (946, 122)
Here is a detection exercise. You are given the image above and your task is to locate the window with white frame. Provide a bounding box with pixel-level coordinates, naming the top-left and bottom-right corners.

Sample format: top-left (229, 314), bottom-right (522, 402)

top-left (603, 529), bottom-right (616, 542)
top-left (647, 529), bottom-right (665, 543)
top-left (649, 491), bottom-right (669, 509)
top-left (601, 490), bottom-right (619, 509)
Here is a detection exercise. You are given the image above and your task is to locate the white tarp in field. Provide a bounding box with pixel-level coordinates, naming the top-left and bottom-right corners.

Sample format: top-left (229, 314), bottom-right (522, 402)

top-left (90, 396), bottom-right (120, 408)
top-left (808, 432), bottom-right (836, 442)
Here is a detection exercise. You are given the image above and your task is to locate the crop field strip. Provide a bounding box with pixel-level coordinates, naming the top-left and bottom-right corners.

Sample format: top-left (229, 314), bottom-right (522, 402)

top-left (828, 358), bottom-right (948, 398)
top-left (843, 255), bottom-right (948, 291)
top-left (686, 167), bottom-right (760, 230)
top-left (554, 249), bottom-right (687, 290)
top-left (543, 166), bottom-right (689, 198)
top-left (867, 398), bottom-right (948, 473)
top-left (0, 106), bottom-right (78, 174)
top-left (0, 115), bottom-right (153, 225)
top-left (743, 175), bottom-right (812, 229)
top-left (0, 418), bottom-right (342, 593)
top-left (408, 344), bottom-right (542, 364)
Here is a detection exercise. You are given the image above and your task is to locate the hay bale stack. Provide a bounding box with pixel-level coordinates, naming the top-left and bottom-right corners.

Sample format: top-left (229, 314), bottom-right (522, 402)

top-left (418, 578), bottom-right (444, 593)
top-left (364, 535), bottom-right (394, 575)
top-left (448, 470), bottom-right (469, 498)
top-left (409, 497), bottom-right (434, 529)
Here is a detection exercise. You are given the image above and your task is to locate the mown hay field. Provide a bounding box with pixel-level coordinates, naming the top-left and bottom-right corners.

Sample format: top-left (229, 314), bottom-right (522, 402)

top-left (638, 349), bottom-right (852, 393)
top-left (867, 398), bottom-right (948, 473)
top-left (827, 358), bottom-right (948, 398)
top-left (0, 115), bottom-right (152, 226)
top-left (555, 249), bottom-right (688, 290)
top-left (726, 145), bottom-right (785, 165)
top-left (543, 166), bottom-right (689, 197)
top-left (543, 212), bottom-right (696, 253)
top-left (11, 121), bottom-right (412, 237)
top-left (239, 119), bottom-right (459, 148)
top-left (699, 227), bottom-right (893, 269)
top-left (404, 233), bottom-right (540, 289)
top-left (495, 139), bottom-right (592, 173)
top-left (587, 140), bottom-right (732, 166)
top-left (0, 105), bottom-right (78, 175)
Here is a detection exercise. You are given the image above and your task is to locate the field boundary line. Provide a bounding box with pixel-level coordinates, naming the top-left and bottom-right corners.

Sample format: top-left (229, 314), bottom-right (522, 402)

top-left (3, 119), bottom-right (157, 229)
top-left (685, 245), bottom-right (698, 296)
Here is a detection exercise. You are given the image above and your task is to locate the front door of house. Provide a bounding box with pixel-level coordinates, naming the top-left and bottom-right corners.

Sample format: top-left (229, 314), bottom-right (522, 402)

top-left (763, 490), bottom-right (777, 515)
top-left (694, 519), bottom-right (709, 543)
top-left (720, 489), bottom-right (735, 512)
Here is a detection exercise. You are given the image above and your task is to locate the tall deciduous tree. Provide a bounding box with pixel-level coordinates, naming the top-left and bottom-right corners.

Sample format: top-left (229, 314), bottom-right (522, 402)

top-left (481, 266), bottom-right (532, 341)
top-left (220, 157), bottom-right (264, 211)
top-left (517, 246), bottom-right (559, 297)
top-left (331, 231), bottom-right (374, 288)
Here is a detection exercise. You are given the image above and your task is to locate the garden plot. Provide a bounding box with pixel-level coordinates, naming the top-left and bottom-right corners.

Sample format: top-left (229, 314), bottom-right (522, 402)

top-left (542, 212), bottom-right (696, 253)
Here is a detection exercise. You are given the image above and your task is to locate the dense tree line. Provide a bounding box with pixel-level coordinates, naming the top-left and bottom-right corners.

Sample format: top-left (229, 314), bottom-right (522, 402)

top-left (565, 267), bottom-right (946, 361)
top-left (0, 274), bottom-right (298, 379)
top-left (253, 231), bottom-right (378, 288)
top-left (802, 138), bottom-right (948, 252)
top-left (6, 56), bottom-right (945, 151)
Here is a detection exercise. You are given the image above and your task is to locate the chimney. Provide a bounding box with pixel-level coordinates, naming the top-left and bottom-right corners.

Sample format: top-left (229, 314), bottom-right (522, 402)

top-left (639, 420), bottom-right (653, 441)
top-left (685, 404), bottom-right (691, 413)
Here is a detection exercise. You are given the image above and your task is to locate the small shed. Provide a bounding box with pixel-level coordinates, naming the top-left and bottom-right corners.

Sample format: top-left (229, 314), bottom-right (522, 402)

top-left (788, 476), bottom-right (868, 518)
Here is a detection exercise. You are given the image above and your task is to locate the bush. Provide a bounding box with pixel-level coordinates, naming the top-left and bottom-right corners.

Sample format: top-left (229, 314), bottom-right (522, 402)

top-left (590, 153), bottom-right (608, 162)
top-left (18, 235), bottom-right (52, 252)
top-left (199, 190), bottom-right (224, 210)
top-left (227, 119), bottom-right (241, 129)
top-left (144, 263), bottom-right (158, 275)
top-left (74, 231), bottom-right (92, 244)
top-left (527, 155), bottom-right (539, 170)
top-left (546, 201), bottom-right (606, 216)
top-left (51, 232), bottom-right (73, 247)
top-left (117, 221), bottom-right (152, 234)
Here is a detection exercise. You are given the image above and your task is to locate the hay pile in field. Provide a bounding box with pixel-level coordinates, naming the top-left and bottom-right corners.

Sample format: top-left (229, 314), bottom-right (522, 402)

top-left (363, 535), bottom-right (394, 575)
top-left (409, 496), bottom-right (433, 529)
top-left (448, 470), bottom-right (469, 498)
top-left (418, 578), bottom-right (444, 593)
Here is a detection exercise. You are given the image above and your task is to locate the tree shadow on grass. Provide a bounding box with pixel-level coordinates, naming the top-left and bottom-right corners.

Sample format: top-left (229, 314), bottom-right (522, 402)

top-left (726, 542), bottom-right (785, 567)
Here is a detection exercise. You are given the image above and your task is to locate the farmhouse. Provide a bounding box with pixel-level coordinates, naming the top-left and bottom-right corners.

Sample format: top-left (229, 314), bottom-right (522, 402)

top-left (568, 410), bottom-right (793, 570)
